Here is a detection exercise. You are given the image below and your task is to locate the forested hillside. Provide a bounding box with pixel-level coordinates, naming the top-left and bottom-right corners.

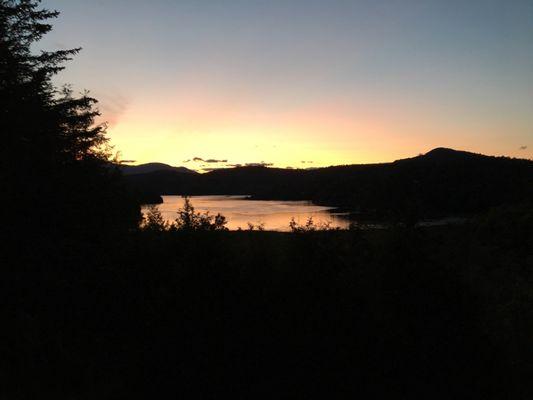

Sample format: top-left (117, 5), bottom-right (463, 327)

top-left (126, 148), bottom-right (533, 220)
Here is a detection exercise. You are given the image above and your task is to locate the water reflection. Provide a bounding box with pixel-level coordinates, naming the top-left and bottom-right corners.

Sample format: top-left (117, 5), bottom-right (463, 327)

top-left (143, 195), bottom-right (350, 231)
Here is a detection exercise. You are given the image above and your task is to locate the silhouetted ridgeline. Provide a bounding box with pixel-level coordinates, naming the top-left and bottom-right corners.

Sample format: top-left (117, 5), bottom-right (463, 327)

top-left (119, 162), bottom-right (197, 176)
top-left (125, 148), bottom-right (533, 219)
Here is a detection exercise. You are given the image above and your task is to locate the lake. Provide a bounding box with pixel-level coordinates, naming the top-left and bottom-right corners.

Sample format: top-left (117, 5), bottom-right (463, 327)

top-left (143, 195), bottom-right (351, 231)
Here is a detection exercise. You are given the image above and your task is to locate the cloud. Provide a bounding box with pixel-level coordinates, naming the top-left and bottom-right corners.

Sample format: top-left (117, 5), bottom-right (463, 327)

top-left (300, 161), bottom-right (314, 164)
top-left (519, 145), bottom-right (528, 150)
top-left (205, 159), bottom-right (228, 163)
top-left (245, 162), bottom-right (274, 167)
top-left (198, 162), bottom-right (275, 170)
top-left (192, 157), bottom-right (228, 163)
top-left (98, 91), bottom-right (129, 127)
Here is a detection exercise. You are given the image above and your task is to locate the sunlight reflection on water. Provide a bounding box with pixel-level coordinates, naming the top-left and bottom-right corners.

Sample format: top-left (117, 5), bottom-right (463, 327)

top-left (143, 195), bottom-right (350, 231)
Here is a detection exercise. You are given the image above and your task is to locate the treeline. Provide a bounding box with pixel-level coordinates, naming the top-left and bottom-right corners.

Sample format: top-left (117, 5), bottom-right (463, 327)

top-left (126, 148), bottom-right (533, 222)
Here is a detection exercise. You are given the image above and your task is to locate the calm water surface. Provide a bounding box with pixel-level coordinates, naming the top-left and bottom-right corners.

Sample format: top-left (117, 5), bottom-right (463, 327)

top-left (144, 195), bottom-right (350, 231)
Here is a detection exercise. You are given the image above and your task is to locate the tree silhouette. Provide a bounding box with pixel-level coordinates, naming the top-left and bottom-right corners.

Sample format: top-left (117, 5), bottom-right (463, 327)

top-left (1, 0), bottom-right (140, 237)
top-left (141, 205), bottom-right (168, 232)
top-left (174, 197), bottom-right (228, 231)
top-left (1, 1), bottom-right (108, 164)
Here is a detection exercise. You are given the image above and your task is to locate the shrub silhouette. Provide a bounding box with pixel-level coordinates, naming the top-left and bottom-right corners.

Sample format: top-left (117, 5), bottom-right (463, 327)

top-left (246, 221), bottom-right (265, 231)
top-left (141, 205), bottom-right (168, 232)
top-left (289, 216), bottom-right (336, 232)
top-left (173, 197), bottom-right (228, 231)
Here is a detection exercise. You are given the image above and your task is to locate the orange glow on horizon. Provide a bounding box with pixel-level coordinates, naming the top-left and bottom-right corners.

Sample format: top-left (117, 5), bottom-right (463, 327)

top-left (106, 90), bottom-right (532, 170)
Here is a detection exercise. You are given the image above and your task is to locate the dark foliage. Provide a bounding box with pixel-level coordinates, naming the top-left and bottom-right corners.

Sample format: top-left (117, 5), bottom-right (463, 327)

top-left (1, 0), bottom-right (140, 239)
top-left (3, 211), bottom-right (533, 399)
top-left (141, 197), bottom-right (228, 232)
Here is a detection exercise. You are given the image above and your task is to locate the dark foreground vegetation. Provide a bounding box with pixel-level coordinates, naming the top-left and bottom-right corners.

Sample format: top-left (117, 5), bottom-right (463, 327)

top-left (2, 1), bottom-right (532, 398)
top-left (5, 208), bottom-right (533, 398)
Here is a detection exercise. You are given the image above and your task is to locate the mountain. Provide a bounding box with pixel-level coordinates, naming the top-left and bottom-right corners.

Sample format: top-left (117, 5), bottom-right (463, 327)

top-left (115, 163), bottom-right (196, 204)
top-left (125, 149), bottom-right (533, 220)
top-left (119, 162), bottom-right (197, 176)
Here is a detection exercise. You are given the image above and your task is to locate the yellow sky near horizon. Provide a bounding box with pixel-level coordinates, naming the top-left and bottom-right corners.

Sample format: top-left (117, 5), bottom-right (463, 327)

top-left (106, 92), bottom-right (532, 170)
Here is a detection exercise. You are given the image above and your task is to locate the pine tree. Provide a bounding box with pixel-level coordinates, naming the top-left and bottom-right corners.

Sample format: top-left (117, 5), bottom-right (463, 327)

top-left (1, 1), bottom-right (108, 165)
top-left (1, 0), bottom-right (140, 237)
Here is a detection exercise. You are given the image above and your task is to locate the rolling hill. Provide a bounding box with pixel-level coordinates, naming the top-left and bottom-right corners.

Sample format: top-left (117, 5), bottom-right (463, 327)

top-left (124, 148), bottom-right (533, 220)
top-left (119, 162), bottom-right (197, 176)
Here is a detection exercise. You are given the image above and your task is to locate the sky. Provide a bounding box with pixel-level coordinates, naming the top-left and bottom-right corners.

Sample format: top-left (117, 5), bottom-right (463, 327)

top-left (40, 0), bottom-right (533, 170)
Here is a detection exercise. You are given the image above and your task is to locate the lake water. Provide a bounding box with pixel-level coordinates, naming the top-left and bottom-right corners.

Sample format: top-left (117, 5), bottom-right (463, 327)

top-left (143, 195), bottom-right (350, 231)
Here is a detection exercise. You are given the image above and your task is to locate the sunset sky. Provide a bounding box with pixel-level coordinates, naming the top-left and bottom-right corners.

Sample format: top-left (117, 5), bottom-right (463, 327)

top-left (40, 0), bottom-right (533, 170)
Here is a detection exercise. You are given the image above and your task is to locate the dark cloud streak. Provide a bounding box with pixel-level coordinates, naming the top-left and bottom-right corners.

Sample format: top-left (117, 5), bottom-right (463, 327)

top-left (205, 159), bottom-right (228, 163)
top-left (244, 162), bottom-right (273, 167)
top-left (192, 157), bottom-right (228, 163)
top-left (98, 91), bottom-right (129, 127)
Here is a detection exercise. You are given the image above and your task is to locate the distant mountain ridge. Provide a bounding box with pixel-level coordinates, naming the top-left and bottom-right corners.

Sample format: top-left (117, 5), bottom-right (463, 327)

top-left (119, 162), bottom-right (197, 176)
top-left (124, 148), bottom-right (533, 220)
